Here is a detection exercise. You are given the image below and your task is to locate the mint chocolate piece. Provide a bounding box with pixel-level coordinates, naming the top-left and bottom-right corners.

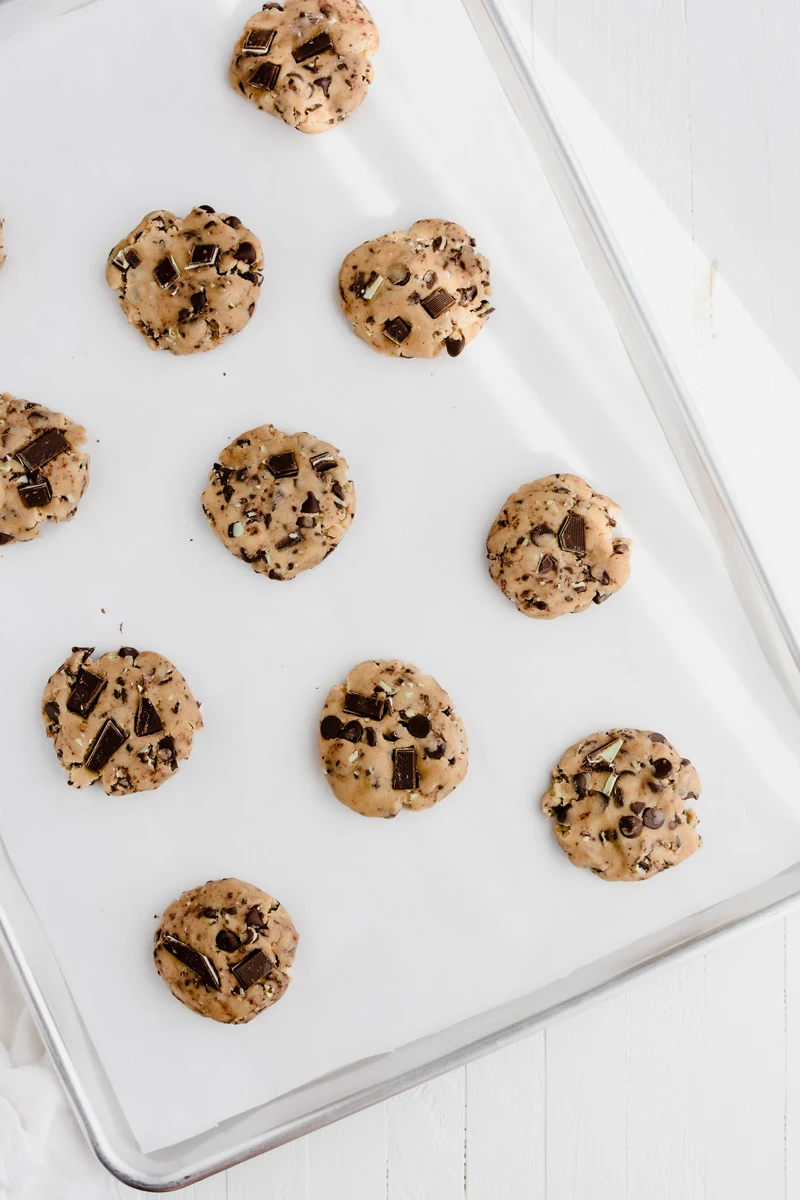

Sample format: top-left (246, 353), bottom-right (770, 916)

top-left (266, 451), bottom-right (298, 478)
top-left (83, 719), bottom-right (127, 772)
top-left (421, 288), bottom-right (455, 319)
top-left (344, 692), bottom-right (386, 721)
top-left (18, 478), bottom-right (52, 508)
top-left (244, 28), bottom-right (276, 53)
top-left (310, 451), bottom-right (337, 473)
top-left (383, 316), bottom-right (411, 345)
top-left (134, 698), bottom-right (163, 737)
top-left (126, 248), bottom-right (141, 269)
top-left (276, 532), bottom-right (301, 551)
top-left (558, 511), bottom-right (586, 555)
top-left (392, 747), bottom-right (418, 790)
top-left (250, 61), bottom-right (281, 90)
top-left (292, 31), bottom-right (333, 62)
top-left (232, 948), bottom-right (273, 989)
top-left (187, 243), bottom-right (219, 269)
top-left (66, 669), bottom-right (106, 717)
top-left (163, 934), bottom-right (221, 990)
top-left (153, 255), bottom-right (179, 289)
top-left (16, 429), bottom-right (69, 472)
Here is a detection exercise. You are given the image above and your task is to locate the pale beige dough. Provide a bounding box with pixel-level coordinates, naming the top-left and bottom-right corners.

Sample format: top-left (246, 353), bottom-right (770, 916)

top-left (202, 425), bottom-right (355, 580)
top-left (106, 206), bottom-right (264, 355)
top-left (230, 0), bottom-right (378, 134)
top-left (42, 647), bottom-right (203, 796)
top-left (541, 729), bottom-right (702, 882)
top-left (153, 878), bottom-right (298, 1024)
top-left (338, 219), bottom-right (493, 358)
top-left (486, 473), bottom-right (631, 618)
top-left (0, 393), bottom-right (90, 547)
top-left (319, 659), bottom-right (469, 818)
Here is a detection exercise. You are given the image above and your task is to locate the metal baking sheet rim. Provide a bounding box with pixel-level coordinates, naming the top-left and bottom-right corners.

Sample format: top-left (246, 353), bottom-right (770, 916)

top-left (1, 0), bottom-right (798, 1189)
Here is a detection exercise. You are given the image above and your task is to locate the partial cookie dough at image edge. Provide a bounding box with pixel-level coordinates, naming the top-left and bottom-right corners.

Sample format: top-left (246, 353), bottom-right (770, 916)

top-left (0, 393), bottom-right (90, 546)
top-left (230, 0), bottom-right (379, 134)
top-left (338, 219), bottom-right (493, 359)
top-left (319, 659), bottom-right (469, 817)
top-left (42, 647), bottom-right (203, 795)
top-left (541, 729), bottom-right (701, 881)
top-left (154, 878), bottom-right (298, 1024)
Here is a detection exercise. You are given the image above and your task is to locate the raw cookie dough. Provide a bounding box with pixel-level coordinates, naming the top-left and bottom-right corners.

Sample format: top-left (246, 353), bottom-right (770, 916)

top-left (230, 0), bottom-right (379, 135)
top-left (541, 729), bottom-right (701, 882)
top-left (319, 659), bottom-right (468, 817)
top-left (106, 206), bottom-right (264, 355)
top-left (338, 219), bottom-right (493, 359)
top-left (487, 473), bottom-right (631, 619)
top-left (0, 393), bottom-right (90, 546)
top-left (202, 425), bottom-right (355, 580)
top-left (153, 878), bottom-right (298, 1024)
top-left (42, 647), bottom-right (203, 796)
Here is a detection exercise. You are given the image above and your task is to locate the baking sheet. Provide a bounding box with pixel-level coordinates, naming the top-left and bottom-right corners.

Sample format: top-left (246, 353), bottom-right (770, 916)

top-left (2, 0), bottom-right (800, 1154)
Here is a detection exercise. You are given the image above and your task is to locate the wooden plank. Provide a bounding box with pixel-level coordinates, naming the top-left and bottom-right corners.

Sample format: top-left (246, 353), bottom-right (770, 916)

top-left (387, 1070), bottom-right (466, 1200)
top-left (226, 1140), bottom-right (307, 1200)
top-left (465, 1034), bottom-right (545, 1199)
top-left (545, 994), bottom-right (627, 1198)
top-left (307, 1103), bottom-right (387, 1199)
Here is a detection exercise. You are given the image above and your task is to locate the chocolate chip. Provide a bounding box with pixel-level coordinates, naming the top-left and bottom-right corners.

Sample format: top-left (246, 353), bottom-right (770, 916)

top-left (365, 727), bottom-right (377, 747)
top-left (457, 285), bottom-right (478, 305)
top-left (245, 906), bottom-right (267, 927)
top-left (250, 61), bottom-right (281, 90)
top-left (118, 647), bottom-right (138, 659)
top-left (643, 807), bottom-right (666, 829)
top-left (197, 205), bottom-right (216, 214)
top-left (162, 934), bottom-right (220, 990)
top-left (66, 669), bottom-right (106, 717)
top-left (647, 781), bottom-right (665, 793)
top-left (18, 478), bottom-right (52, 508)
top-left (223, 216), bottom-right (242, 229)
top-left (649, 733), bottom-right (667, 743)
top-left (652, 758), bottom-right (672, 778)
top-left (383, 316), bottom-right (412, 344)
top-left (234, 241), bottom-right (258, 264)
top-left (314, 75), bottom-right (332, 96)
top-left (16, 429), bottom-right (69, 472)
top-left (553, 804), bottom-right (571, 824)
top-left (558, 511), bottom-right (586, 555)
top-left (232, 948), bottom-right (273, 989)
top-left (445, 336), bottom-right (465, 357)
top-left (530, 524), bottom-right (554, 543)
top-left (619, 815), bottom-right (643, 838)
top-left (320, 715), bottom-right (344, 739)
top-left (392, 746), bottom-right (418, 790)
top-left (407, 714), bottom-right (431, 738)
top-left (0, 532), bottom-right (12, 545)
top-left (44, 701), bottom-right (60, 723)
top-left (630, 801), bottom-right (645, 815)
top-left (301, 492), bottom-right (321, 514)
top-left (134, 698), bottom-right (163, 737)
top-left (574, 772), bottom-right (589, 797)
top-left (383, 730), bottom-right (400, 742)
top-left (200, 907), bottom-right (219, 919)
top-left (310, 451), bottom-right (337, 474)
top-left (292, 31), bottom-right (334, 62)
top-left (344, 692), bottom-right (386, 721)
top-left (158, 735), bottom-right (177, 770)
top-left (342, 720), bottom-right (363, 742)
top-left (425, 741), bottom-right (446, 759)
top-left (420, 288), bottom-right (456, 319)
top-left (84, 719), bottom-right (127, 772)
top-left (126, 248), bottom-right (141, 269)
top-left (188, 243), bottom-right (219, 269)
top-left (189, 289), bottom-right (207, 314)
top-left (216, 929), bottom-right (241, 952)
top-left (243, 27), bottom-right (276, 53)
top-left (153, 256), bottom-right (179, 289)
top-left (266, 451), bottom-right (298, 478)
top-left (276, 532), bottom-right (301, 550)
top-left (537, 553), bottom-right (557, 574)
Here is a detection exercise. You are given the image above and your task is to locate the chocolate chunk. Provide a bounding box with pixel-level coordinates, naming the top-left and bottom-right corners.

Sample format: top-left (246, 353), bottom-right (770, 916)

top-left (647, 781), bottom-right (665, 793)
top-left (652, 758), bottom-right (673, 778)
top-left (383, 316), bottom-right (412, 345)
top-left (425, 741), bottom-right (446, 759)
top-left (134, 697), bottom-right (163, 737)
top-left (215, 929), bottom-right (241, 952)
top-left (643, 807), bottom-right (666, 829)
top-left (310, 451), bottom-right (337, 473)
top-left (344, 691), bottom-right (386, 721)
top-left (574, 771), bottom-right (589, 797)
top-left (153, 256), bottom-right (180, 289)
top-left (649, 732), bottom-right (667, 743)
top-left (407, 714), bottom-right (431, 738)
top-left (457, 285), bottom-right (478, 305)
top-left (158, 735), bottom-right (177, 770)
top-left (301, 492), bottom-right (321, 513)
top-left (84, 719), bottom-right (127, 772)
top-left (292, 31), bottom-right (334, 62)
top-left (342, 720), bottom-right (363, 742)
top-left (190, 289), bottom-right (207, 313)
top-left (243, 27), bottom-right (276, 53)
top-left (421, 288), bottom-right (456, 319)
top-left (0, 532), bottom-right (12, 545)
top-left (66, 670), bottom-right (106, 717)
top-left (630, 801), bottom-right (646, 815)
top-left (444, 336), bottom-right (465, 357)
top-left (531, 524), bottom-right (554, 543)
top-left (162, 934), bottom-right (220, 990)
top-left (126, 248), bottom-right (141, 269)
top-left (197, 205), bottom-right (216, 214)
top-left (592, 592), bottom-right (610, 605)
top-left (365, 726), bottom-right (377, 747)
top-left (18, 478), bottom-right (52, 508)
top-left (234, 241), bottom-right (258, 264)
top-left (392, 746), bottom-right (418, 790)
top-left (187, 243), bottom-right (219, 269)
top-left (332, 481), bottom-right (345, 500)
top-left (223, 216), bottom-right (242, 229)
top-left (245, 906), bottom-right (267, 927)
top-left (266, 451), bottom-right (298, 478)
top-left (232, 948), bottom-right (273, 989)
top-left (558, 511), bottom-right (586, 555)
top-left (537, 553), bottom-right (557, 574)
top-left (44, 701), bottom-right (60, 723)
top-left (314, 75), bottom-right (332, 96)
top-left (619, 814), bottom-right (643, 838)
top-left (276, 532), bottom-right (302, 551)
top-left (16, 429), bottom-right (69, 472)
top-left (320, 715), bottom-right (344, 739)
top-left (250, 61), bottom-right (281, 90)
top-left (118, 647), bottom-right (138, 659)
top-left (200, 907), bottom-right (219, 919)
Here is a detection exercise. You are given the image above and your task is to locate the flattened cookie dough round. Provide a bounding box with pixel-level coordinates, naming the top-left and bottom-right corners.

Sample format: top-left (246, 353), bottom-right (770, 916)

top-left (106, 206), bottom-right (264, 355)
top-left (202, 425), bottom-right (355, 580)
top-left (541, 729), bottom-right (701, 882)
top-left (0, 394), bottom-right (90, 547)
top-left (487, 473), bottom-right (631, 619)
top-left (338, 219), bottom-right (493, 359)
top-left (319, 660), bottom-right (468, 818)
top-left (154, 878), bottom-right (299, 1024)
top-left (230, 0), bottom-right (379, 135)
top-left (42, 647), bottom-right (203, 796)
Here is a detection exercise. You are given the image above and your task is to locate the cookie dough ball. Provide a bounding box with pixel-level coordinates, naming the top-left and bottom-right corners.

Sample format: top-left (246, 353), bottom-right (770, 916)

top-left (0, 394), bottom-right (90, 547)
top-left (338, 219), bottom-right (493, 359)
top-left (202, 425), bottom-right (355, 580)
top-left (42, 647), bottom-right (203, 796)
top-left (230, 0), bottom-right (379, 135)
top-left (153, 878), bottom-right (299, 1024)
top-left (487, 473), bottom-right (631, 619)
top-left (541, 729), bottom-right (701, 882)
top-left (319, 659), bottom-right (468, 818)
top-left (105, 207), bottom-right (264, 355)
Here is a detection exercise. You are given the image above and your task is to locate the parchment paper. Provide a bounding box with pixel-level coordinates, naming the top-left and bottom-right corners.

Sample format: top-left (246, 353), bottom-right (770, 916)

top-left (2, 0), bottom-right (800, 1153)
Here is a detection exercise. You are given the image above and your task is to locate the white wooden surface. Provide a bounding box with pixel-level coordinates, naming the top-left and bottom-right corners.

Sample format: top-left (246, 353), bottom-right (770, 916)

top-left (57, 0), bottom-right (800, 1193)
